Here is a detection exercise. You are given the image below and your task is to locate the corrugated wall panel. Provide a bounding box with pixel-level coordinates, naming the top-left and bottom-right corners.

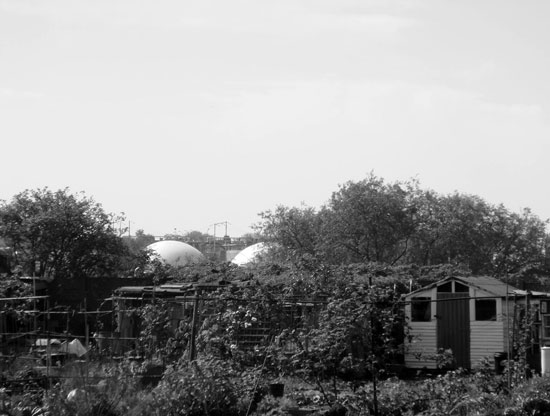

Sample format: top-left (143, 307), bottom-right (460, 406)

top-left (405, 322), bottom-right (438, 369)
top-left (470, 321), bottom-right (505, 368)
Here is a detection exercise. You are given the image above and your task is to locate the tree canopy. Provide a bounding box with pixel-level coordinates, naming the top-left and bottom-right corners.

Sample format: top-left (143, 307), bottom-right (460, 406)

top-left (257, 174), bottom-right (550, 281)
top-left (0, 188), bottom-right (129, 281)
top-left (123, 229), bottom-right (156, 254)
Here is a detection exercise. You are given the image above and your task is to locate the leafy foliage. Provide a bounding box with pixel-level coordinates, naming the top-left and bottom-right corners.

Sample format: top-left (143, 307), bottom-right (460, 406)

top-left (41, 361), bottom-right (143, 416)
top-left (130, 357), bottom-right (246, 416)
top-left (273, 282), bottom-right (405, 404)
top-left (321, 174), bottom-right (419, 265)
top-left (137, 300), bottom-right (176, 360)
top-left (2, 177), bottom-right (550, 415)
top-left (122, 229), bottom-right (156, 256)
top-left (0, 188), bottom-right (129, 281)
top-left (257, 205), bottom-right (321, 261)
top-left (0, 275), bottom-right (33, 299)
top-left (257, 173), bottom-right (550, 277)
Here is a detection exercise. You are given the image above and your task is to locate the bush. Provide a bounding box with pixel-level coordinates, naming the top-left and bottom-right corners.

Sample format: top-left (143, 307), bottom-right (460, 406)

top-left (42, 360), bottom-right (143, 416)
top-left (509, 376), bottom-right (550, 416)
top-left (253, 396), bottom-right (299, 416)
top-left (129, 357), bottom-right (248, 416)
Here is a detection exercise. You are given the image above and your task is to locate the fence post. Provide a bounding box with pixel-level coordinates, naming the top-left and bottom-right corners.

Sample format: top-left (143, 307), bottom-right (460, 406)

top-left (189, 288), bottom-right (200, 361)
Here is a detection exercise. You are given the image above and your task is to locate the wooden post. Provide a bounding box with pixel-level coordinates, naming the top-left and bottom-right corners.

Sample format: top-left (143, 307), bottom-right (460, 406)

top-left (46, 298), bottom-right (52, 389)
top-left (84, 298), bottom-right (89, 348)
top-left (189, 289), bottom-right (200, 361)
top-left (368, 276), bottom-right (378, 416)
top-left (370, 308), bottom-right (378, 416)
top-left (525, 292), bottom-right (531, 377)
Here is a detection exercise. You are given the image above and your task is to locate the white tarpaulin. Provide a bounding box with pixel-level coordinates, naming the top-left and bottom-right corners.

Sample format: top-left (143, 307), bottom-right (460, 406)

top-left (34, 338), bottom-right (61, 347)
top-left (60, 339), bottom-right (88, 357)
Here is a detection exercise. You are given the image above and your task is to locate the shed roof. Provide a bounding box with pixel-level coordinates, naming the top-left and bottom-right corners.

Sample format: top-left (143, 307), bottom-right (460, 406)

top-left (459, 276), bottom-right (516, 297)
top-left (405, 275), bottom-right (519, 299)
top-left (511, 289), bottom-right (550, 298)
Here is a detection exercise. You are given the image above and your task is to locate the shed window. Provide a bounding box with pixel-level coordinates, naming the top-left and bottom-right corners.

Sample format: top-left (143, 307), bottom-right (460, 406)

top-left (411, 297), bottom-right (431, 322)
top-left (543, 315), bottom-right (550, 338)
top-left (437, 282), bottom-right (453, 292)
top-left (455, 282), bottom-right (469, 293)
top-left (475, 299), bottom-right (497, 321)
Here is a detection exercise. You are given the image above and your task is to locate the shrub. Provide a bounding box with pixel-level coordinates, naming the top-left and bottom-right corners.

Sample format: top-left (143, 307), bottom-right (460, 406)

top-left (129, 356), bottom-right (247, 416)
top-left (253, 396), bottom-right (299, 416)
top-left (344, 377), bottom-right (425, 416)
top-left (509, 376), bottom-right (550, 415)
top-left (42, 360), bottom-right (143, 416)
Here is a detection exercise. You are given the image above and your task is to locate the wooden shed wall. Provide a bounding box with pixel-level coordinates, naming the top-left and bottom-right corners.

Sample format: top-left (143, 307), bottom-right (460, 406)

top-left (404, 287), bottom-right (438, 369)
top-left (468, 287), bottom-right (507, 367)
top-left (470, 321), bottom-right (504, 367)
top-left (404, 321), bottom-right (438, 369)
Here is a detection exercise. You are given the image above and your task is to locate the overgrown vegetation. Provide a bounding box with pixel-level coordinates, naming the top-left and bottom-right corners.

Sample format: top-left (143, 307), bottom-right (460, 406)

top-left (258, 173), bottom-right (550, 283)
top-left (4, 355), bottom-right (550, 415)
top-left (2, 177), bottom-right (550, 415)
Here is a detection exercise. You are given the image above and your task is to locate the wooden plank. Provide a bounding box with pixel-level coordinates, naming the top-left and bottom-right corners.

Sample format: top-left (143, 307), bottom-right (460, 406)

top-left (469, 321), bottom-right (504, 368)
top-left (405, 324), bottom-right (438, 369)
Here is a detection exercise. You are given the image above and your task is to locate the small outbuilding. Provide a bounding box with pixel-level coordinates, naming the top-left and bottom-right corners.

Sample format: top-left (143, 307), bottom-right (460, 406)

top-left (403, 276), bottom-right (549, 371)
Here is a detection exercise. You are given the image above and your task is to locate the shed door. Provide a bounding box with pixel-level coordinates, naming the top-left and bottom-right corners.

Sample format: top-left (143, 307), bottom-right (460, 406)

top-left (437, 292), bottom-right (470, 369)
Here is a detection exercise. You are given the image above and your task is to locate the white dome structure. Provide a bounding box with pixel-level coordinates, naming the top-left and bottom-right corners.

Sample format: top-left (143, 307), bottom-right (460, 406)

top-left (146, 240), bottom-right (204, 267)
top-left (231, 242), bottom-right (271, 267)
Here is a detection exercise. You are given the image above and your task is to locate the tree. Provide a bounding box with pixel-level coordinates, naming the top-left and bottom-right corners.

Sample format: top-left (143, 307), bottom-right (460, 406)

top-left (123, 229), bottom-right (156, 253)
top-left (319, 174), bottom-right (419, 265)
top-left (490, 208), bottom-right (548, 275)
top-left (240, 232), bottom-right (262, 245)
top-left (256, 173), bottom-right (550, 281)
top-left (183, 230), bottom-right (210, 242)
top-left (416, 194), bottom-right (548, 276)
top-left (256, 205), bottom-right (321, 261)
top-left (0, 188), bottom-right (128, 282)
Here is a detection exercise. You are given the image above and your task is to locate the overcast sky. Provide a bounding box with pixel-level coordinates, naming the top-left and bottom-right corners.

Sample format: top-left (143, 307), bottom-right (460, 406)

top-left (1, 0), bottom-right (549, 237)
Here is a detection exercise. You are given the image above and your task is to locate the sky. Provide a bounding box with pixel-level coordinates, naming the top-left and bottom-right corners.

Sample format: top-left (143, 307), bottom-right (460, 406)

top-left (1, 0), bottom-right (549, 238)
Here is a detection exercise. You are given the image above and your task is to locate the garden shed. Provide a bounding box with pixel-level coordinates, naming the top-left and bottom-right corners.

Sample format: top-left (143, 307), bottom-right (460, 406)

top-left (403, 276), bottom-right (548, 371)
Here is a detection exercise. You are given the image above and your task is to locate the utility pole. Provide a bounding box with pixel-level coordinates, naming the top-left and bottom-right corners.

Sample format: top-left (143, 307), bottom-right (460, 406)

top-left (212, 221), bottom-right (230, 238)
top-left (210, 221), bottom-right (230, 261)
